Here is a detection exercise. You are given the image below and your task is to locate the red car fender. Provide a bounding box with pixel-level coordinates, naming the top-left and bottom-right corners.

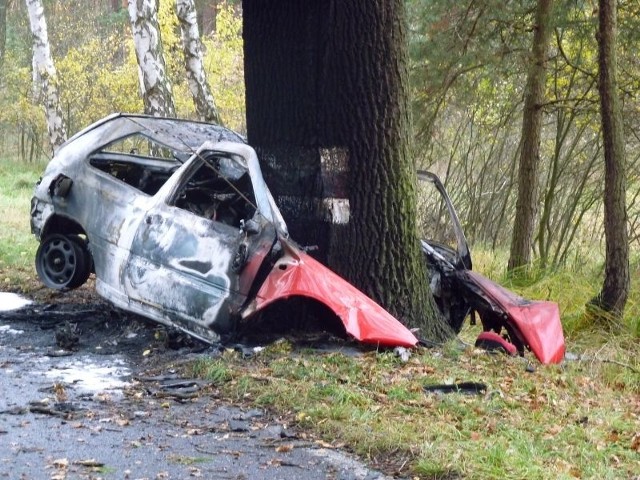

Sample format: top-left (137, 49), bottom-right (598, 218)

top-left (465, 271), bottom-right (565, 364)
top-left (244, 239), bottom-right (419, 348)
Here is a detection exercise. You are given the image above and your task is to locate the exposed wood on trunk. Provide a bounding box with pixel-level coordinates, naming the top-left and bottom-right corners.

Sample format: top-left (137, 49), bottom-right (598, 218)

top-left (25, 0), bottom-right (67, 153)
top-left (176, 0), bottom-right (221, 123)
top-left (127, 0), bottom-right (176, 117)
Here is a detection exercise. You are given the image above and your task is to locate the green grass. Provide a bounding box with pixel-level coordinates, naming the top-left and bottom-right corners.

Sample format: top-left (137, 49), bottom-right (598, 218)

top-left (189, 339), bottom-right (640, 479)
top-left (0, 158), bottom-right (45, 290)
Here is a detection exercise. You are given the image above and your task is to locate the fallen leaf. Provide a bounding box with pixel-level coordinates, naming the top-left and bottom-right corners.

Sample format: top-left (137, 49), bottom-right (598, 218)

top-left (275, 444), bottom-right (293, 453)
top-left (631, 433), bottom-right (640, 452)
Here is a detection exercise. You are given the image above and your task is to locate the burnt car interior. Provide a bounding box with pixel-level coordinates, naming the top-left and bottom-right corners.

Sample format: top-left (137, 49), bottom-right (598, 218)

top-left (89, 133), bottom-right (181, 196)
top-left (172, 154), bottom-right (257, 229)
top-left (89, 133), bottom-right (258, 230)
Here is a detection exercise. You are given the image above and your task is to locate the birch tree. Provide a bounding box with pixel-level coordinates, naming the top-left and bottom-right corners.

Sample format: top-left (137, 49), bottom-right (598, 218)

top-left (25, 0), bottom-right (67, 152)
top-left (128, 0), bottom-right (176, 117)
top-left (176, 0), bottom-right (221, 123)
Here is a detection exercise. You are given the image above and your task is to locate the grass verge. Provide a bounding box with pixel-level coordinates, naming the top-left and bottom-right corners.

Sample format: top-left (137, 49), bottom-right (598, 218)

top-left (189, 336), bottom-right (640, 479)
top-left (0, 158), bottom-right (45, 291)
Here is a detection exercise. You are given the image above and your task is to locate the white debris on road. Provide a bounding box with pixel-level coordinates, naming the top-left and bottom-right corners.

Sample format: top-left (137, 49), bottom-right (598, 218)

top-left (0, 292), bottom-right (32, 311)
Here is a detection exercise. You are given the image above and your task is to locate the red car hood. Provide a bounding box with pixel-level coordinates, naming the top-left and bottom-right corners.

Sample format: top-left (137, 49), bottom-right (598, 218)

top-left (245, 239), bottom-right (419, 348)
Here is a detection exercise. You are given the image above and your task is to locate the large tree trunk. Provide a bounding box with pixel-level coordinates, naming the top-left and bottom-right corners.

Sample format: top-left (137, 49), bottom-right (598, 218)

top-left (508, 0), bottom-right (554, 272)
top-left (591, 0), bottom-right (629, 317)
top-left (127, 0), bottom-right (176, 117)
top-left (176, 0), bottom-right (221, 123)
top-left (25, 0), bottom-right (67, 153)
top-left (244, 0), bottom-right (450, 340)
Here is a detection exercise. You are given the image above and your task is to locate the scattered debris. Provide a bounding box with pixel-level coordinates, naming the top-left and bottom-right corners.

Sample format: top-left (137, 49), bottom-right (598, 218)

top-left (423, 382), bottom-right (488, 395)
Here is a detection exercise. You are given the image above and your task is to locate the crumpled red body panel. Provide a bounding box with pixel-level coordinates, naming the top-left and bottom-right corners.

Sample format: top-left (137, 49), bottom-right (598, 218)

top-left (465, 271), bottom-right (565, 364)
top-left (249, 240), bottom-right (419, 348)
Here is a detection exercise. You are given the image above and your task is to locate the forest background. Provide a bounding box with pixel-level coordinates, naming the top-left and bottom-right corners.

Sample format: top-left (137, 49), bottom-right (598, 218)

top-left (1, 2), bottom-right (640, 477)
top-left (0, 0), bottom-right (639, 336)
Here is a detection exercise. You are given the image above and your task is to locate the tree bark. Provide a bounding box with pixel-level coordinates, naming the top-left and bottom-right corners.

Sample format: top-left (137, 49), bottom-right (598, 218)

top-left (127, 0), bottom-right (176, 117)
top-left (176, 0), bottom-right (221, 123)
top-left (244, 0), bottom-right (450, 340)
top-left (195, 0), bottom-right (217, 35)
top-left (25, 0), bottom-right (67, 153)
top-left (591, 0), bottom-right (629, 317)
top-left (0, 0), bottom-right (6, 69)
top-left (508, 0), bottom-right (554, 272)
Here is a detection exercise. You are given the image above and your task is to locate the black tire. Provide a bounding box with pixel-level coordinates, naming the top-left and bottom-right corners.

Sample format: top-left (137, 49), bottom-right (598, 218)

top-left (35, 234), bottom-right (92, 290)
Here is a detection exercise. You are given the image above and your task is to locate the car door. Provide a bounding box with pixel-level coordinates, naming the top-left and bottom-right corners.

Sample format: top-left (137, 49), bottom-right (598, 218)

top-left (122, 151), bottom-right (277, 340)
top-left (416, 171), bottom-right (472, 332)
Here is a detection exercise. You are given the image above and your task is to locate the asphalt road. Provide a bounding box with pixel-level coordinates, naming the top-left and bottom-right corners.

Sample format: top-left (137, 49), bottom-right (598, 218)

top-left (0, 295), bottom-right (393, 480)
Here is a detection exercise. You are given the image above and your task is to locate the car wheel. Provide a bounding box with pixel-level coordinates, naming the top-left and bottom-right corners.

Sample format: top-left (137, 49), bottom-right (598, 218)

top-left (35, 234), bottom-right (92, 289)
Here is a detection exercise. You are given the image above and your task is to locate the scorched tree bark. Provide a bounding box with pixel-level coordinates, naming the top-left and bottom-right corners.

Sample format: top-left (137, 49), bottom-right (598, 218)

top-left (243, 0), bottom-right (450, 340)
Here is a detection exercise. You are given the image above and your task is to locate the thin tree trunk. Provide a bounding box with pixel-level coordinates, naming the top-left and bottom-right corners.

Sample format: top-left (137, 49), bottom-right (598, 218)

top-left (591, 0), bottom-right (629, 317)
top-left (127, 0), bottom-right (176, 117)
top-left (176, 0), bottom-right (221, 123)
top-left (0, 0), bottom-right (6, 69)
top-left (195, 0), bottom-right (217, 35)
top-left (508, 0), bottom-right (554, 272)
top-left (25, 0), bottom-right (67, 153)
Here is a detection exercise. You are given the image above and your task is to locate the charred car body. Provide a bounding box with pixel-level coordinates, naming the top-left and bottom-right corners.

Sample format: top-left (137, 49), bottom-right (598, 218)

top-left (31, 114), bottom-right (564, 363)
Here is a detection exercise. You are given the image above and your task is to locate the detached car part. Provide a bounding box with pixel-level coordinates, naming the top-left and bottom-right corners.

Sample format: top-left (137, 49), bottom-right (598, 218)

top-left (417, 171), bottom-right (565, 364)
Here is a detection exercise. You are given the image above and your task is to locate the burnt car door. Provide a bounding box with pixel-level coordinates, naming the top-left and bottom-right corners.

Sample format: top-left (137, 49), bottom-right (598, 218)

top-left (122, 148), bottom-right (277, 342)
top-left (416, 171), bottom-right (472, 332)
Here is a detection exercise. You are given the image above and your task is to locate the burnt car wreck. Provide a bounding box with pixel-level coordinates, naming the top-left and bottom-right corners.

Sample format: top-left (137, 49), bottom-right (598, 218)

top-left (31, 114), bottom-right (564, 364)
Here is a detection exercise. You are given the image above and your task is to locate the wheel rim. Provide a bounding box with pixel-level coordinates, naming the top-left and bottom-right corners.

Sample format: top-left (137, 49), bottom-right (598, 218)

top-left (39, 237), bottom-right (78, 286)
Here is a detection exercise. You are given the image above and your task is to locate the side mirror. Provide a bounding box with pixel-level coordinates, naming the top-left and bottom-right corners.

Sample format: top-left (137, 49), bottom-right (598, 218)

top-left (239, 218), bottom-right (260, 235)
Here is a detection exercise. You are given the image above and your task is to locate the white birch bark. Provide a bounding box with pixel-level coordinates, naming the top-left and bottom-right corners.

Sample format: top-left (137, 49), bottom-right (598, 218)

top-left (128, 0), bottom-right (176, 117)
top-left (25, 0), bottom-right (67, 152)
top-left (176, 0), bottom-right (221, 123)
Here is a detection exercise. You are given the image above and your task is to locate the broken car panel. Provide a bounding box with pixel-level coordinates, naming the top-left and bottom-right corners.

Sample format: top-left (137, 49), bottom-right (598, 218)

top-left (30, 114), bottom-right (563, 362)
top-left (30, 114), bottom-right (417, 348)
top-left (417, 171), bottom-right (565, 364)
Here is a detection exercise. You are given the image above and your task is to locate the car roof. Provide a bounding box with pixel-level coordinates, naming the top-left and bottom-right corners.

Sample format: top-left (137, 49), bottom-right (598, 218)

top-left (59, 113), bottom-right (245, 153)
